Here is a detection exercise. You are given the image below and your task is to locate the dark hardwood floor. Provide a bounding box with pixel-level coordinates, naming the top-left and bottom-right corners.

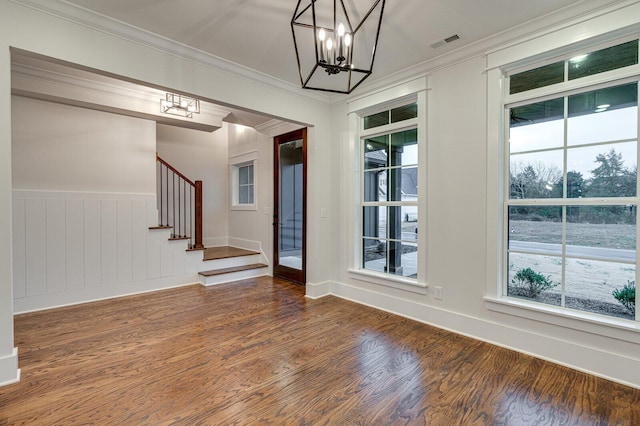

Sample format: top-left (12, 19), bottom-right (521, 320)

top-left (1, 277), bottom-right (639, 425)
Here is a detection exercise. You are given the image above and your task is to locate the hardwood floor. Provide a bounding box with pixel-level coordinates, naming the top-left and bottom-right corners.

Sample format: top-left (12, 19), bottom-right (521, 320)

top-left (1, 277), bottom-right (639, 425)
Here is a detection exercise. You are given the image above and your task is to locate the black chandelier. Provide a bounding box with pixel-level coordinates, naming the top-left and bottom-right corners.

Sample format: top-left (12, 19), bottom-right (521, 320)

top-left (291, 0), bottom-right (386, 94)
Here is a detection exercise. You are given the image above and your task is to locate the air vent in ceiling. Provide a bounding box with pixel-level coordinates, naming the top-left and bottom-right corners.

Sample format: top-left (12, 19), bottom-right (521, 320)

top-left (430, 34), bottom-right (461, 49)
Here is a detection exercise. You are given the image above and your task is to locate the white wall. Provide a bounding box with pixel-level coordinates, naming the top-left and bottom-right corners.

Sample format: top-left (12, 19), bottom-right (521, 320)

top-left (156, 123), bottom-right (229, 247)
top-left (12, 96), bottom-right (156, 193)
top-left (227, 124), bottom-right (274, 261)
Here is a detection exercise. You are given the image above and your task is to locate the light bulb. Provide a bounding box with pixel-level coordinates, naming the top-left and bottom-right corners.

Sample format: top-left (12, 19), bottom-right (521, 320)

top-left (327, 37), bottom-right (333, 51)
top-left (338, 23), bottom-right (345, 37)
top-left (345, 33), bottom-right (351, 47)
top-left (318, 28), bottom-right (325, 41)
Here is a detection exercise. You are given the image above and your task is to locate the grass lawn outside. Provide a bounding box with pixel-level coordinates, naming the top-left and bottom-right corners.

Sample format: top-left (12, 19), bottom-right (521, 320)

top-left (507, 220), bottom-right (636, 320)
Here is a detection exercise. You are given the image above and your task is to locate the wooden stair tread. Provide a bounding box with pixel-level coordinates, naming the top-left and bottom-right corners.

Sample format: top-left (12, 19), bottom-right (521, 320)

top-left (149, 225), bottom-right (172, 230)
top-left (199, 263), bottom-right (268, 277)
top-left (169, 236), bottom-right (190, 241)
top-left (203, 246), bottom-right (260, 261)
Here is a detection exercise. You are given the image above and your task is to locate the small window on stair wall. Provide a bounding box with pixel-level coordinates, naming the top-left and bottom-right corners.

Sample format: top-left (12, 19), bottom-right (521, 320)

top-left (230, 152), bottom-right (257, 211)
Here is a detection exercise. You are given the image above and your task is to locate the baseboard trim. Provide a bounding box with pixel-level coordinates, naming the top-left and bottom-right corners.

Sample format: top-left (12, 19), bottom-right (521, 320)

top-left (327, 280), bottom-right (640, 390)
top-left (13, 276), bottom-right (198, 314)
top-left (0, 348), bottom-right (20, 387)
top-left (203, 237), bottom-right (228, 248)
top-left (305, 280), bottom-right (332, 299)
top-left (227, 237), bottom-right (261, 253)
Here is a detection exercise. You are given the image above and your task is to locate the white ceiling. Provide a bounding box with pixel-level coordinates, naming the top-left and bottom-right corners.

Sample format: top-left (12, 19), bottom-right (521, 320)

top-left (61, 0), bottom-right (613, 89)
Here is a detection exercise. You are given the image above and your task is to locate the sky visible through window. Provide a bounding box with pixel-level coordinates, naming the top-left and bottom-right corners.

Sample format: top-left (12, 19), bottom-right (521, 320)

top-left (510, 106), bottom-right (638, 183)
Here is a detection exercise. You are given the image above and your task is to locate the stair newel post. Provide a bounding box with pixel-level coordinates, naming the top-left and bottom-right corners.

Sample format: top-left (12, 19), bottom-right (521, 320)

top-left (194, 180), bottom-right (204, 249)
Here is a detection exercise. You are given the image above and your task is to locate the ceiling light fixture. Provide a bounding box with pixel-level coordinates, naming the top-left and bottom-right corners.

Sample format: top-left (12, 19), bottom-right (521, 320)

top-left (160, 93), bottom-right (200, 118)
top-left (291, 0), bottom-right (386, 94)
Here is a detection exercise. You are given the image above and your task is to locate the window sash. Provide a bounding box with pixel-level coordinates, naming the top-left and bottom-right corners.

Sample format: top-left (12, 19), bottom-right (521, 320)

top-left (502, 75), bottom-right (638, 321)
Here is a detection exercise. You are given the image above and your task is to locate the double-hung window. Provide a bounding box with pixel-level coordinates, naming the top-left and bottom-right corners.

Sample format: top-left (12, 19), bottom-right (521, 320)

top-left (361, 102), bottom-right (419, 279)
top-left (504, 39), bottom-right (639, 322)
top-left (230, 152), bottom-right (257, 211)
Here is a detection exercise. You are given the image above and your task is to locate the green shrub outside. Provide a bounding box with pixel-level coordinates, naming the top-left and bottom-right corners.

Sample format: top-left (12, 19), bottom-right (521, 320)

top-left (511, 267), bottom-right (558, 298)
top-left (612, 280), bottom-right (636, 314)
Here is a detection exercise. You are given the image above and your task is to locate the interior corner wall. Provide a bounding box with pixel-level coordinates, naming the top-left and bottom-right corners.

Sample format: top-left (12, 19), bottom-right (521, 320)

top-left (227, 124), bottom-right (273, 258)
top-left (156, 123), bottom-right (229, 247)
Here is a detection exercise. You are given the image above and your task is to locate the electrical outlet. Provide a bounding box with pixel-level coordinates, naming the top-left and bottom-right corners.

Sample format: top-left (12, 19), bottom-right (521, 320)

top-left (434, 286), bottom-right (443, 300)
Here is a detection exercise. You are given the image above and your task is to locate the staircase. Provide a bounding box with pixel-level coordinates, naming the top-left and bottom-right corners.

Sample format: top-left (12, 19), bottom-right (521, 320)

top-left (198, 247), bottom-right (268, 286)
top-left (154, 156), bottom-right (269, 286)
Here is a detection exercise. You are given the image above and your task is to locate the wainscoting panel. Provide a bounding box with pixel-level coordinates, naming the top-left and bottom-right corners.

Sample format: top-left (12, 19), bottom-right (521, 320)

top-left (84, 199), bottom-right (101, 289)
top-left (25, 198), bottom-right (46, 298)
top-left (117, 199), bottom-right (133, 284)
top-left (45, 198), bottom-right (66, 295)
top-left (12, 191), bottom-right (201, 313)
top-left (66, 199), bottom-right (85, 291)
top-left (12, 199), bottom-right (26, 299)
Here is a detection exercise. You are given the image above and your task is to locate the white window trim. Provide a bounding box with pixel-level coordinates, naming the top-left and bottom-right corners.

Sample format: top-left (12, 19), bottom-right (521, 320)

top-left (348, 78), bottom-right (428, 291)
top-left (230, 151), bottom-right (258, 211)
top-left (486, 25), bottom-right (640, 334)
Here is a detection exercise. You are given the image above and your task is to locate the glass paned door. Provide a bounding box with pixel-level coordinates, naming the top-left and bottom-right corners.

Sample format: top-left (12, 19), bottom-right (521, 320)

top-left (273, 129), bottom-right (306, 284)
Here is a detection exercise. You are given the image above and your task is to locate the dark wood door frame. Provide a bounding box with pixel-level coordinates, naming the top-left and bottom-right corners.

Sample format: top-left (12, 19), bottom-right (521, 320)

top-left (273, 128), bottom-right (307, 284)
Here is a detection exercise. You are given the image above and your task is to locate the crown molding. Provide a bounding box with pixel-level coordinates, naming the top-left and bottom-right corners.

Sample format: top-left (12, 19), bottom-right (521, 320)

top-left (12, 60), bottom-right (231, 131)
top-left (9, 0), bottom-right (332, 105)
top-left (344, 0), bottom-right (632, 103)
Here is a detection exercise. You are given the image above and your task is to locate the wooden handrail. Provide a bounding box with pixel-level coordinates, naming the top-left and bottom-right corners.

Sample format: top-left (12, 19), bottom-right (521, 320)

top-left (156, 153), bottom-right (195, 187)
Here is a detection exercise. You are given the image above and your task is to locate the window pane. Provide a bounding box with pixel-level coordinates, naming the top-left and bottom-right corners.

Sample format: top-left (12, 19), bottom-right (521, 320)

top-left (509, 98), bottom-right (564, 153)
top-left (364, 135), bottom-right (388, 170)
top-left (364, 170), bottom-right (387, 202)
top-left (565, 259), bottom-right (635, 320)
top-left (401, 206), bottom-right (418, 242)
top-left (247, 164), bottom-right (254, 182)
top-left (239, 166), bottom-right (249, 185)
top-left (509, 206), bottom-right (562, 250)
top-left (247, 184), bottom-right (254, 204)
top-left (568, 40), bottom-right (639, 81)
top-left (388, 241), bottom-right (417, 278)
top-left (509, 61), bottom-right (564, 94)
top-left (567, 206), bottom-right (636, 251)
top-left (510, 150), bottom-right (564, 199)
top-left (507, 252), bottom-right (562, 306)
top-left (363, 206), bottom-right (385, 238)
top-left (239, 186), bottom-right (249, 204)
top-left (391, 103), bottom-right (417, 123)
top-left (364, 110), bottom-right (389, 130)
top-left (387, 167), bottom-right (417, 202)
top-left (566, 142), bottom-right (637, 197)
top-left (390, 129), bottom-right (418, 166)
top-left (568, 83), bottom-right (638, 146)
top-left (386, 206), bottom-right (403, 241)
top-left (363, 238), bottom-right (386, 273)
